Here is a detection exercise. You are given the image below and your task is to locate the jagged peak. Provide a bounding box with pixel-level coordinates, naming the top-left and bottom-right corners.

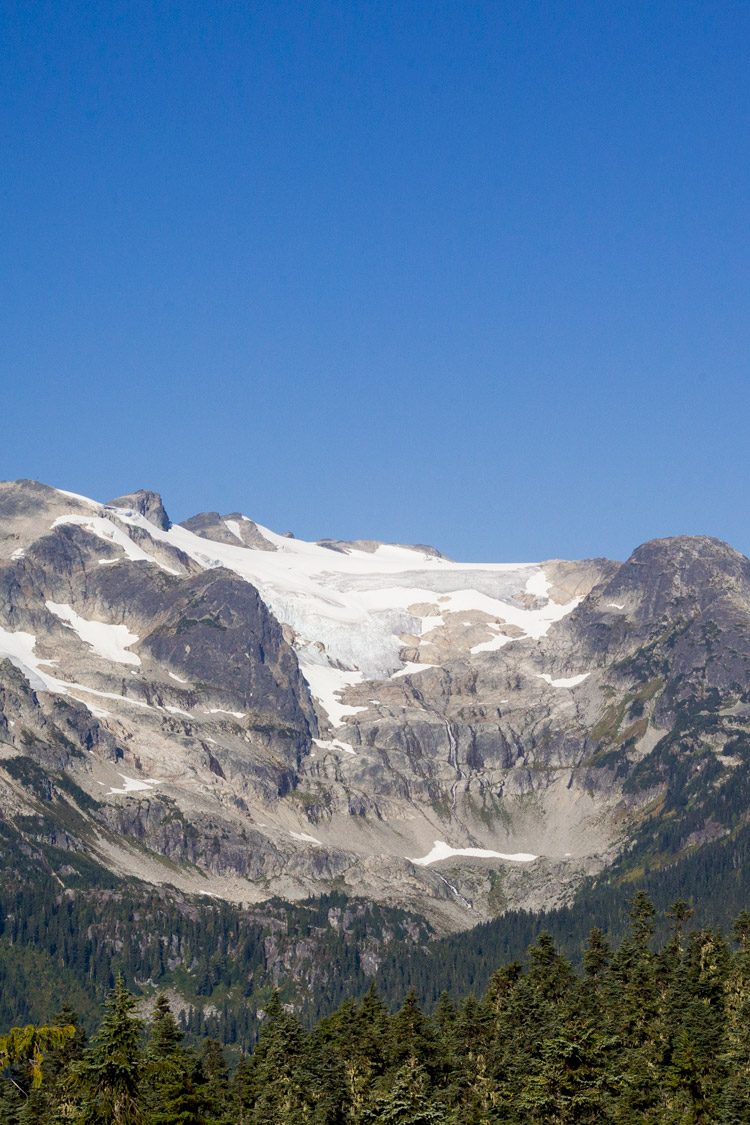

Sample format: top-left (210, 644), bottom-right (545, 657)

top-left (107, 489), bottom-right (172, 531)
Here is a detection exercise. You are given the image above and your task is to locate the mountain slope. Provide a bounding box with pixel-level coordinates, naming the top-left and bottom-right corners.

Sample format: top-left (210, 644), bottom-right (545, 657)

top-left (2, 478), bottom-right (750, 931)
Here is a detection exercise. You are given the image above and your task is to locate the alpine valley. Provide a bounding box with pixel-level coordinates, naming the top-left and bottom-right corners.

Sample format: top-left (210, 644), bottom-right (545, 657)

top-left (2, 477), bottom-right (750, 1037)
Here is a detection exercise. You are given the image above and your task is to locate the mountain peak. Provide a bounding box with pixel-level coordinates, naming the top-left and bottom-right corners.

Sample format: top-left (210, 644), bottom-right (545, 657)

top-left (107, 489), bottom-right (172, 531)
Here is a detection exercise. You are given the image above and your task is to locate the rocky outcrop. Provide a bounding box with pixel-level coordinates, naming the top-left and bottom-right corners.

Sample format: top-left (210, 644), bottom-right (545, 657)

top-left (107, 489), bottom-right (172, 531)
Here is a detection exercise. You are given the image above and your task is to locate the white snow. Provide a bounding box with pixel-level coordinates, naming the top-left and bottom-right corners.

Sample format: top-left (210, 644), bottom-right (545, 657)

top-left (45, 602), bottom-right (140, 666)
top-left (224, 519), bottom-right (245, 543)
top-left (203, 708), bottom-right (246, 719)
top-left (525, 570), bottom-right (551, 599)
top-left (48, 490), bottom-right (585, 703)
top-left (538, 672), bottom-right (591, 688)
top-left (412, 840), bottom-right (538, 866)
top-left (0, 627), bottom-right (59, 691)
top-left (289, 831), bottom-right (322, 844)
top-left (55, 488), bottom-right (100, 508)
top-left (62, 682), bottom-right (156, 710)
top-left (297, 650), bottom-right (366, 727)
top-left (51, 514), bottom-right (179, 573)
top-left (607, 603), bottom-right (625, 610)
top-left (10, 548), bottom-right (25, 561)
top-left (85, 703), bottom-right (111, 718)
top-left (168, 672), bottom-right (189, 683)
top-left (107, 774), bottom-right (162, 795)
top-left (108, 508), bottom-right (580, 681)
top-left (163, 705), bottom-right (192, 717)
top-left (0, 622), bottom-right (165, 718)
top-left (391, 662), bottom-right (437, 679)
top-left (312, 737), bottom-right (356, 755)
top-left (470, 624), bottom-right (512, 655)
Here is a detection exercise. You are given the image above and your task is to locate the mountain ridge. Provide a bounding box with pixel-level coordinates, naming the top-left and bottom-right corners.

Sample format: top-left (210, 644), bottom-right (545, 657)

top-left (2, 477), bottom-right (749, 933)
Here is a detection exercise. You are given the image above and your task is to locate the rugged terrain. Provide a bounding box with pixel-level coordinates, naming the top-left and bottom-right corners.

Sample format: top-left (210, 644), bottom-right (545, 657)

top-left (2, 478), bottom-right (750, 932)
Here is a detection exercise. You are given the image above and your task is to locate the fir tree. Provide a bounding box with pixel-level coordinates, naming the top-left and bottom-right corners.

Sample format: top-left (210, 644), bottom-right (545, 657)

top-left (75, 975), bottom-right (144, 1125)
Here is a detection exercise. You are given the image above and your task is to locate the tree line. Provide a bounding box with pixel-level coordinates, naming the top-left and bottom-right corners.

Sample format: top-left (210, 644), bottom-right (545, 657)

top-left (1, 893), bottom-right (750, 1123)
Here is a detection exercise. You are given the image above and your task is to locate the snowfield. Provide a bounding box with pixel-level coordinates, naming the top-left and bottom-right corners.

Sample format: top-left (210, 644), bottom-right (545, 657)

top-left (43, 494), bottom-right (584, 729)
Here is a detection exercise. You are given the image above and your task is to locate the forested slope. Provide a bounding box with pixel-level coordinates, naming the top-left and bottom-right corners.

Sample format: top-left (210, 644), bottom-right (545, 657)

top-left (2, 894), bottom-right (750, 1123)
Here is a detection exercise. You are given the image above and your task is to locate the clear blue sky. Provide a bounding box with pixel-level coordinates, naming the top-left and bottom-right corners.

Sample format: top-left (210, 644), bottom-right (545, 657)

top-left (2, 1), bottom-right (749, 562)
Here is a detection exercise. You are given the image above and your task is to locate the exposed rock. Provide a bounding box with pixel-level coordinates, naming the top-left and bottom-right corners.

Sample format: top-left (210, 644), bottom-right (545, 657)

top-left (108, 489), bottom-right (172, 531)
top-left (2, 478), bottom-right (750, 933)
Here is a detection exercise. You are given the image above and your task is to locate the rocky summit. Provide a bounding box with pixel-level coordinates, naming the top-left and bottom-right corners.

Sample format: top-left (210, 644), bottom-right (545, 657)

top-left (2, 477), bottom-right (750, 932)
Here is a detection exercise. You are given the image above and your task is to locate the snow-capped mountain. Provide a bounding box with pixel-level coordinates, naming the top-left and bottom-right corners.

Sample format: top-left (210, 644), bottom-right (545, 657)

top-left (2, 478), bottom-right (750, 930)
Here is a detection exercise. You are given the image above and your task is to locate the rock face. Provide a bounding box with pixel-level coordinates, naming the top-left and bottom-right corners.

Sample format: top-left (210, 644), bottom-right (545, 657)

top-left (2, 478), bottom-right (750, 931)
top-left (107, 489), bottom-right (173, 531)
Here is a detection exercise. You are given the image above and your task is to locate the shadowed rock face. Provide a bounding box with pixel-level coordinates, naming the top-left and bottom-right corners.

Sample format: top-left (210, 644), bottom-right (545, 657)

top-left (3, 478), bottom-right (750, 932)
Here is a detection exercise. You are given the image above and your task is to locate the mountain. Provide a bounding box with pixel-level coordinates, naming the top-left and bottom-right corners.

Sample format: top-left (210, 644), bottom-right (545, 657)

top-left (2, 478), bottom-right (750, 938)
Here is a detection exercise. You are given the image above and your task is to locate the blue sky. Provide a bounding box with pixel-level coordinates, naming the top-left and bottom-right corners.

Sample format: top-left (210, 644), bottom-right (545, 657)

top-left (2, 1), bottom-right (749, 562)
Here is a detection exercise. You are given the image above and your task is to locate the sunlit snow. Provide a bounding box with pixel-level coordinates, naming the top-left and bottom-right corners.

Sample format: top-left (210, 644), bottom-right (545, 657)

top-left (51, 514), bottom-right (180, 574)
top-left (470, 624), bottom-right (513, 655)
top-left (108, 774), bottom-right (162, 795)
top-left (412, 841), bottom-right (538, 866)
top-left (46, 602), bottom-right (140, 665)
top-left (312, 737), bottom-right (356, 755)
top-left (538, 673), bottom-right (591, 688)
top-left (391, 662), bottom-right (437, 679)
top-left (0, 626), bottom-right (60, 691)
top-left (49, 493), bottom-right (586, 729)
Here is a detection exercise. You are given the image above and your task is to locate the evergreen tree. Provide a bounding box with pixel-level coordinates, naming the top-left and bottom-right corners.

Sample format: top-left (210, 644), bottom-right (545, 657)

top-left (388, 989), bottom-right (439, 1076)
top-left (720, 912), bottom-right (750, 1124)
top-left (363, 1058), bottom-right (447, 1125)
top-left (75, 975), bottom-right (144, 1125)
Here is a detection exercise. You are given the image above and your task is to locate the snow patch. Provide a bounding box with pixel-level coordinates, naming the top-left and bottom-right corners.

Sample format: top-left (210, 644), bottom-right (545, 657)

top-left (391, 662), bottom-right (437, 679)
top-left (224, 519), bottom-right (245, 543)
top-left (470, 624), bottom-right (512, 655)
top-left (55, 488), bottom-right (100, 508)
top-left (289, 831), bottom-right (322, 845)
top-left (0, 626), bottom-right (156, 714)
top-left (108, 774), bottom-right (162, 795)
top-left (10, 548), bottom-right (25, 561)
top-left (203, 708), bottom-right (246, 719)
top-left (298, 651), bottom-right (366, 727)
top-left (0, 627), bottom-right (60, 691)
top-left (525, 570), bottom-right (551, 598)
top-left (538, 673), bottom-right (590, 688)
top-left (168, 672), bottom-right (189, 683)
top-left (607, 603), bottom-right (625, 610)
top-left (312, 737), bottom-right (356, 755)
top-left (46, 602), bottom-right (140, 665)
top-left (51, 515), bottom-right (179, 574)
top-left (412, 841), bottom-right (538, 866)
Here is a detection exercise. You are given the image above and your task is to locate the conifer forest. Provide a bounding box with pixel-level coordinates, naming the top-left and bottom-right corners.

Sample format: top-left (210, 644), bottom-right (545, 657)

top-left (2, 894), bottom-right (750, 1123)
